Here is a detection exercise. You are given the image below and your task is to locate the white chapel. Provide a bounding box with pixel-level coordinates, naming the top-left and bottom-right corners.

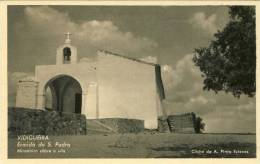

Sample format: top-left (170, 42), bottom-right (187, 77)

top-left (16, 33), bottom-right (166, 129)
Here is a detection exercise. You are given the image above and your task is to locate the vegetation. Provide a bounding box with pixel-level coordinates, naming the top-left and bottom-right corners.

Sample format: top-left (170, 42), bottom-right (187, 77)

top-left (193, 6), bottom-right (256, 98)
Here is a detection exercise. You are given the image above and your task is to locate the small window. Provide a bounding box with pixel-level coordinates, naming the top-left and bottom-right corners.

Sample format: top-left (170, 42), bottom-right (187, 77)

top-left (63, 47), bottom-right (71, 64)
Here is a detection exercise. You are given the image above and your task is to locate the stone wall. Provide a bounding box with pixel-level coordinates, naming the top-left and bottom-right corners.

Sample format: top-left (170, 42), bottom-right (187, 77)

top-left (16, 80), bottom-right (38, 109)
top-left (157, 117), bottom-right (170, 133)
top-left (8, 107), bottom-right (86, 136)
top-left (86, 118), bottom-right (144, 134)
top-left (167, 113), bottom-right (196, 133)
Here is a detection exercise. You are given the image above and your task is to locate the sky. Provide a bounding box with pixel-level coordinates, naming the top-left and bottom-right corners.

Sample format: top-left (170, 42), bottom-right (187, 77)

top-left (8, 5), bottom-right (256, 133)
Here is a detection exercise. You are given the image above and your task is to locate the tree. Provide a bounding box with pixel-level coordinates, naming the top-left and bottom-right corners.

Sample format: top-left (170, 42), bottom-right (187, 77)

top-left (193, 6), bottom-right (256, 98)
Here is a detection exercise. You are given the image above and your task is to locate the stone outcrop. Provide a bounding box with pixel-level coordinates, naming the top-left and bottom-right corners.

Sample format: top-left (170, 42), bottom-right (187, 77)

top-left (167, 113), bottom-right (197, 133)
top-left (157, 117), bottom-right (170, 133)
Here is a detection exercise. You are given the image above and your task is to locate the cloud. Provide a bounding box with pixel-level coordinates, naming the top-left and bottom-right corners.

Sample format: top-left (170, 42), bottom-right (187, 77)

top-left (9, 6), bottom-right (159, 103)
top-left (161, 54), bottom-right (202, 95)
top-left (21, 6), bottom-right (157, 59)
top-left (162, 54), bottom-right (256, 133)
top-left (189, 12), bottom-right (217, 35)
top-left (189, 95), bottom-right (216, 105)
top-left (161, 55), bottom-right (199, 91)
top-left (161, 65), bottom-right (177, 90)
top-left (139, 56), bottom-right (158, 64)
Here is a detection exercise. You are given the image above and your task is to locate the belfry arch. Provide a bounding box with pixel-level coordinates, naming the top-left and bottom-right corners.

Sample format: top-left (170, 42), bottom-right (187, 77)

top-left (63, 47), bottom-right (71, 64)
top-left (44, 75), bottom-right (82, 114)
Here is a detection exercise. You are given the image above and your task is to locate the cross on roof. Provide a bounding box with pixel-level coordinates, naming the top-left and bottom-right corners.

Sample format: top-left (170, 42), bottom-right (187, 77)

top-left (64, 32), bottom-right (72, 40)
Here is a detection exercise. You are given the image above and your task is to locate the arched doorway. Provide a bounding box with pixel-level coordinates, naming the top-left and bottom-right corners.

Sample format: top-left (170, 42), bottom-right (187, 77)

top-left (44, 75), bottom-right (82, 114)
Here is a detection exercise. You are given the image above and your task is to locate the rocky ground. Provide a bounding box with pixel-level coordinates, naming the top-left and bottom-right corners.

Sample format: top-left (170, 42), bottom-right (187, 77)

top-left (8, 133), bottom-right (256, 158)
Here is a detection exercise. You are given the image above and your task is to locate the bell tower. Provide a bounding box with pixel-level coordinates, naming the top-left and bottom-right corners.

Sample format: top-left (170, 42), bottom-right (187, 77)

top-left (56, 32), bottom-right (78, 65)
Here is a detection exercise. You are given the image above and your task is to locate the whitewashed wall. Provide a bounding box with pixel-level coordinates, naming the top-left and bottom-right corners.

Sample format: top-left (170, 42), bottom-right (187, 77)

top-left (16, 50), bottom-right (164, 129)
top-left (97, 51), bottom-right (159, 129)
top-left (35, 62), bottom-right (97, 118)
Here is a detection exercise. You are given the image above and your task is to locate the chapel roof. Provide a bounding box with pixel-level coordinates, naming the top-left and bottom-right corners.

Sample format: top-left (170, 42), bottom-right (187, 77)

top-left (98, 50), bottom-right (157, 66)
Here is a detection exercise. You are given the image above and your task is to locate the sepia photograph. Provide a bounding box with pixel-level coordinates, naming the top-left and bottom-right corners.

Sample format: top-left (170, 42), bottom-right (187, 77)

top-left (6, 4), bottom-right (256, 158)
